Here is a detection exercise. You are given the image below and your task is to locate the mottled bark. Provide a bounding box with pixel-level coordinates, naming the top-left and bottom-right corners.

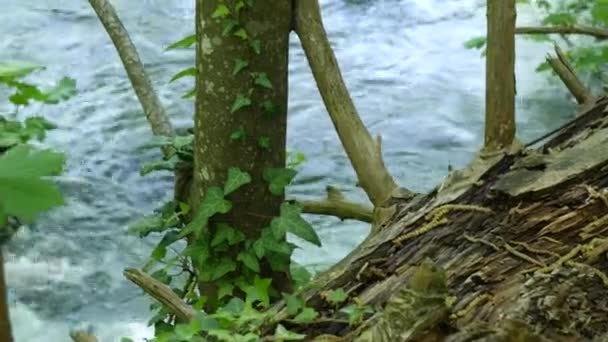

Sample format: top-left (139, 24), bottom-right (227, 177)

top-left (0, 250), bottom-right (12, 342)
top-left (263, 97), bottom-right (608, 341)
top-left (484, 0), bottom-right (516, 151)
top-left (193, 0), bottom-right (292, 300)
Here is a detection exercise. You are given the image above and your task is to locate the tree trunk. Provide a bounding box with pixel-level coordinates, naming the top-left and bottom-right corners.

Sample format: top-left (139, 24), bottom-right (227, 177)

top-left (268, 96), bottom-right (608, 341)
top-left (193, 0), bottom-right (292, 307)
top-left (484, 0), bottom-right (516, 151)
top-left (0, 251), bottom-right (12, 342)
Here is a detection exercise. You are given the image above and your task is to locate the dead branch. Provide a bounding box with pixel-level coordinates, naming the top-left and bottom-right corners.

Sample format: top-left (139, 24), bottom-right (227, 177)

top-left (296, 186), bottom-right (373, 223)
top-left (87, 0), bottom-right (174, 138)
top-left (516, 25), bottom-right (608, 40)
top-left (293, 0), bottom-right (411, 207)
top-left (546, 45), bottom-right (594, 105)
top-left (69, 331), bottom-right (98, 342)
top-left (123, 268), bottom-right (196, 322)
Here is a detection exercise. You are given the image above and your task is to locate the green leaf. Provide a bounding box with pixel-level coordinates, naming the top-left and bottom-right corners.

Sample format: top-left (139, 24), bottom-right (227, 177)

top-left (230, 94), bottom-right (252, 113)
top-left (170, 67), bottom-right (196, 82)
top-left (464, 36), bottom-right (486, 50)
top-left (324, 288), bottom-right (347, 305)
top-left (217, 282), bottom-right (235, 300)
top-left (204, 258), bottom-right (237, 281)
top-left (183, 240), bottom-right (211, 269)
top-left (233, 58), bottom-right (249, 75)
top-left (250, 40), bottom-right (261, 54)
top-left (253, 238), bottom-right (265, 258)
top-left (45, 77), bottom-right (77, 103)
top-left (237, 250), bottom-right (260, 272)
top-left (254, 73), bottom-right (273, 89)
top-left (233, 28), bottom-right (248, 40)
top-left (230, 126), bottom-right (246, 141)
top-left (542, 12), bottom-right (576, 25)
top-left (0, 145), bottom-right (64, 221)
top-left (258, 136), bottom-right (271, 151)
top-left (0, 60), bottom-right (44, 78)
top-left (212, 4), bottom-right (231, 18)
top-left (140, 156), bottom-right (179, 176)
top-left (127, 215), bottom-right (165, 237)
top-left (182, 87), bottom-right (196, 99)
top-left (260, 99), bottom-right (277, 115)
top-left (284, 293), bottom-right (304, 315)
top-left (211, 223), bottom-right (244, 247)
top-left (178, 187), bottom-right (232, 239)
top-left (235, 1), bottom-right (246, 13)
top-left (291, 308), bottom-right (318, 324)
top-left (241, 275), bottom-right (272, 307)
top-left (165, 34), bottom-right (196, 50)
top-left (592, 1), bottom-right (608, 25)
top-left (222, 19), bottom-right (239, 36)
top-left (290, 261), bottom-right (312, 288)
top-left (274, 324), bottom-right (306, 340)
top-left (263, 168), bottom-right (297, 195)
top-left (224, 167), bottom-right (251, 195)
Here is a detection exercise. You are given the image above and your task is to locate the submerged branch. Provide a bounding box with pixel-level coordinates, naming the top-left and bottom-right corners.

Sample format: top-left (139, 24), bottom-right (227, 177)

top-left (87, 0), bottom-right (174, 139)
top-left (546, 45), bottom-right (594, 105)
top-left (124, 268), bottom-right (196, 322)
top-left (297, 186), bottom-right (374, 223)
top-left (516, 25), bottom-right (608, 40)
top-left (293, 0), bottom-right (410, 207)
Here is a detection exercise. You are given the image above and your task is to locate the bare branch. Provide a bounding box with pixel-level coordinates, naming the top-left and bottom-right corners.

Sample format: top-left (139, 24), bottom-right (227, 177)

top-left (546, 45), bottom-right (594, 105)
top-left (484, 0), bottom-right (516, 151)
top-left (296, 186), bottom-right (373, 223)
top-left (69, 331), bottom-right (98, 342)
top-left (87, 0), bottom-right (174, 138)
top-left (124, 268), bottom-right (196, 321)
top-left (293, 0), bottom-right (411, 207)
top-left (516, 25), bottom-right (608, 40)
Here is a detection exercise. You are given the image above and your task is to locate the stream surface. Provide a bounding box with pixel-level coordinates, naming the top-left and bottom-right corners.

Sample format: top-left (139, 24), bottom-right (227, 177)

top-left (1, 0), bottom-right (574, 341)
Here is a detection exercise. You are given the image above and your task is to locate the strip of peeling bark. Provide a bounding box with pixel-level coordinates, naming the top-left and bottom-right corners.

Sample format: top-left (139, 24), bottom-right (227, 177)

top-left (546, 45), bottom-right (594, 105)
top-left (0, 250), bottom-right (12, 342)
top-left (297, 186), bottom-right (374, 223)
top-left (69, 331), bottom-right (98, 342)
top-left (293, 0), bottom-right (409, 207)
top-left (484, 0), bottom-right (516, 151)
top-left (516, 25), bottom-right (608, 40)
top-left (87, 0), bottom-right (174, 139)
top-left (123, 268), bottom-right (196, 322)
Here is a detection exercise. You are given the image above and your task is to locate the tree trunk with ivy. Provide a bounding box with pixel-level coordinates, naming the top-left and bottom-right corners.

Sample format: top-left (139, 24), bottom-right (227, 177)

top-left (191, 0), bottom-right (294, 310)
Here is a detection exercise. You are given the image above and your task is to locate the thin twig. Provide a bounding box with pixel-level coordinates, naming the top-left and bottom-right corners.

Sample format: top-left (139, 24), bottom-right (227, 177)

top-left (516, 25), bottom-right (608, 40)
top-left (124, 268), bottom-right (196, 321)
top-left (546, 44), bottom-right (593, 105)
top-left (296, 186), bottom-right (373, 223)
top-left (87, 0), bottom-right (174, 140)
top-left (293, 0), bottom-right (412, 206)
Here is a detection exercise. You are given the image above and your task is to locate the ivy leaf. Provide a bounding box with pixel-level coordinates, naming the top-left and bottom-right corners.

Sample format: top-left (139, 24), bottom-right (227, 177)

top-left (291, 308), bottom-right (318, 324)
top-left (177, 187), bottom-right (231, 239)
top-left (261, 99), bottom-right (277, 116)
top-left (165, 34), bottom-right (196, 50)
top-left (211, 223), bottom-right (244, 247)
top-left (542, 12), bottom-right (576, 25)
top-left (140, 156), bottom-right (178, 176)
top-left (233, 58), bottom-right (249, 75)
top-left (237, 250), bottom-right (260, 272)
top-left (127, 215), bottom-right (165, 237)
top-left (0, 145), bottom-right (64, 221)
top-left (250, 39), bottom-right (261, 54)
top-left (0, 60), bottom-right (44, 78)
top-left (182, 87), bottom-right (196, 99)
top-left (222, 19), bottom-right (239, 36)
top-left (253, 238), bottom-right (265, 258)
top-left (240, 275), bottom-right (272, 307)
top-left (271, 202), bottom-right (321, 246)
top-left (324, 288), bottom-right (348, 305)
top-left (254, 73), bottom-right (273, 89)
top-left (183, 240), bottom-right (211, 269)
top-left (235, 1), bottom-right (246, 13)
top-left (217, 282), bottom-right (235, 300)
top-left (233, 28), bottom-right (248, 40)
top-left (211, 4), bottom-right (230, 18)
top-left (258, 136), bottom-right (271, 151)
top-left (45, 77), bottom-right (77, 104)
top-left (464, 36), bottom-right (486, 50)
top-left (284, 293), bottom-right (304, 315)
top-left (274, 324), bottom-right (306, 340)
top-left (230, 94), bottom-right (251, 113)
top-left (260, 228), bottom-right (296, 255)
top-left (230, 126), bottom-right (246, 141)
top-left (263, 167), bottom-right (297, 195)
top-left (203, 258), bottom-right (236, 281)
top-left (170, 67), bottom-right (196, 83)
top-left (290, 261), bottom-right (312, 288)
top-left (224, 167), bottom-right (251, 195)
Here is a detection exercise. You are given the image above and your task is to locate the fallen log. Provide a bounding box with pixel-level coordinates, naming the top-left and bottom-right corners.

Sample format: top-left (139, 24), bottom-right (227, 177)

top-left (266, 96), bottom-right (608, 341)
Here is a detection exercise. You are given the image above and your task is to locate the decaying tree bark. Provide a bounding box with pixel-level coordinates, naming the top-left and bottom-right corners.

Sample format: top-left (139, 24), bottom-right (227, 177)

top-left (262, 97), bottom-right (608, 341)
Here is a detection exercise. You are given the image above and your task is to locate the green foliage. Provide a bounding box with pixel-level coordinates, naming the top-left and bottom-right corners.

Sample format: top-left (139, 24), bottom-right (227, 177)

top-left (323, 288), bottom-right (348, 305)
top-left (263, 167), bottom-right (297, 195)
top-left (271, 202), bottom-right (321, 246)
top-left (165, 34), bottom-right (196, 50)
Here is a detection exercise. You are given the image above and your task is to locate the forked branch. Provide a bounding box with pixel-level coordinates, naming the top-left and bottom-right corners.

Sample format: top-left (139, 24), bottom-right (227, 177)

top-left (297, 186), bottom-right (373, 223)
top-left (546, 45), bottom-right (593, 105)
top-left (87, 0), bottom-right (174, 139)
top-left (293, 0), bottom-right (410, 207)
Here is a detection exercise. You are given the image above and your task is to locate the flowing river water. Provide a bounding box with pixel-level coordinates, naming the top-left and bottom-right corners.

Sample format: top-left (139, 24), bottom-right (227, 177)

top-left (1, 0), bottom-right (575, 341)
